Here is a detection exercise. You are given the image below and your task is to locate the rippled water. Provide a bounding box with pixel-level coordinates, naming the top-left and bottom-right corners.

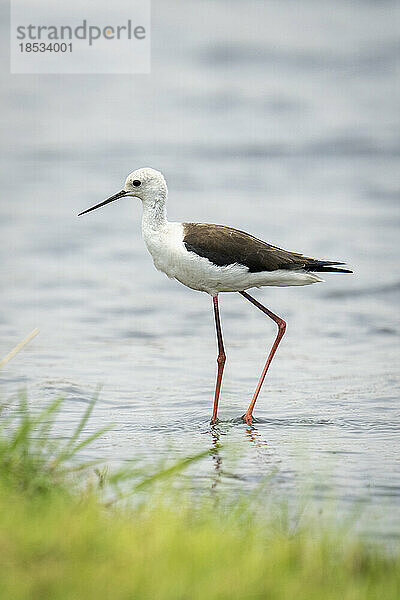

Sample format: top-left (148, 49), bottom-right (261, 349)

top-left (1, 1), bottom-right (399, 542)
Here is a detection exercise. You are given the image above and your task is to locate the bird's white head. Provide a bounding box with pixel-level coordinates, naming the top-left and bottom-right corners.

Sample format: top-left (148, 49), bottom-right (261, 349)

top-left (78, 167), bottom-right (167, 216)
top-left (123, 168), bottom-right (167, 202)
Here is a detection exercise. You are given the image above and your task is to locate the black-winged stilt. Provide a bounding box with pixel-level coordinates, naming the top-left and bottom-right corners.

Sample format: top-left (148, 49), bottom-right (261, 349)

top-left (79, 168), bottom-right (352, 425)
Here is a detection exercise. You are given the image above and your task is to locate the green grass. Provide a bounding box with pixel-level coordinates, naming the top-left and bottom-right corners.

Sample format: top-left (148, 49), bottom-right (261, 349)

top-left (0, 395), bottom-right (398, 600)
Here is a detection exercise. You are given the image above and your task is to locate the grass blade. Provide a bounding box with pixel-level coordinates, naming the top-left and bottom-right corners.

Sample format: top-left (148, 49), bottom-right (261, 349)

top-left (0, 329), bottom-right (39, 368)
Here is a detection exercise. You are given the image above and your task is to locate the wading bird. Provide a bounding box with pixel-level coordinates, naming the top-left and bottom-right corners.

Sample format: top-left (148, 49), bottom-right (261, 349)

top-left (79, 168), bottom-right (351, 425)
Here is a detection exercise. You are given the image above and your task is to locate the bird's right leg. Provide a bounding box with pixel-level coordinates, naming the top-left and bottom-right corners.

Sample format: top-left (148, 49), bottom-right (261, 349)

top-left (211, 295), bottom-right (226, 425)
top-left (239, 291), bottom-right (286, 425)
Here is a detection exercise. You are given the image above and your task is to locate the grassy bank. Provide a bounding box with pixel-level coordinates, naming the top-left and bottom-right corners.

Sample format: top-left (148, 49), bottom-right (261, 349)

top-left (0, 396), bottom-right (398, 600)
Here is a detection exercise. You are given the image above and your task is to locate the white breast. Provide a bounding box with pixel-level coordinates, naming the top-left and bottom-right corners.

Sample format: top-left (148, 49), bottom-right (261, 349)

top-left (142, 222), bottom-right (186, 279)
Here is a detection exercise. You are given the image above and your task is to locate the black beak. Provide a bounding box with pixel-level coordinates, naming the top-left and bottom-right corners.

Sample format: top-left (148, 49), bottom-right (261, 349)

top-left (78, 189), bottom-right (127, 216)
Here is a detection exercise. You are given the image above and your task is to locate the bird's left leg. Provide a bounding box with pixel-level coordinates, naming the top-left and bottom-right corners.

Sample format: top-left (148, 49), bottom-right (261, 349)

top-left (210, 295), bottom-right (226, 425)
top-left (239, 291), bottom-right (286, 425)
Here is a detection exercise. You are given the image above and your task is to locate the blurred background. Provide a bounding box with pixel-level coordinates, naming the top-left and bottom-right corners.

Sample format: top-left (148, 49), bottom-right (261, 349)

top-left (1, 1), bottom-right (399, 542)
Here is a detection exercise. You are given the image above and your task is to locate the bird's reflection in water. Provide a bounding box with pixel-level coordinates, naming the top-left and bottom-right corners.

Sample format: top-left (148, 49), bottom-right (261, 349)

top-left (244, 424), bottom-right (280, 477)
top-left (245, 423), bottom-right (268, 449)
top-left (210, 428), bottom-right (223, 495)
top-left (208, 422), bottom-right (276, 496)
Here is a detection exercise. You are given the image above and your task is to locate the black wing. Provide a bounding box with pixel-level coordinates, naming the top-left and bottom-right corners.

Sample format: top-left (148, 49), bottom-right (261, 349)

top-left (182, 223), bottom-right (352, 273)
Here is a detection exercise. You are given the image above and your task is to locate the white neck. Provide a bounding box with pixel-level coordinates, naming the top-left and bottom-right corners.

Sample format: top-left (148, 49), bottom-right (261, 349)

top-left (141, 195), bottom-right (168, 234)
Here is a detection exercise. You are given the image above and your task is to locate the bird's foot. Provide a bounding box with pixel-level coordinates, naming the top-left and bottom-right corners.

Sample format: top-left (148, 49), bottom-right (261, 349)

top-left (241, 413), bottom-right (253, 426)
top-left (210, 417), bottom-right (220, 426)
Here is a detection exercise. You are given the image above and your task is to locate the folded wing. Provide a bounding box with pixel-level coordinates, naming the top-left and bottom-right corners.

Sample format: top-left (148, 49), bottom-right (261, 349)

top-left (183, 223), bottom-right (352, 274)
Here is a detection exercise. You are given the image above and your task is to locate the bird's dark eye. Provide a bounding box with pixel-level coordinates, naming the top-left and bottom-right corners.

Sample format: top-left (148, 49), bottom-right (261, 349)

top-left (132, 180), bottom-right (141, 187)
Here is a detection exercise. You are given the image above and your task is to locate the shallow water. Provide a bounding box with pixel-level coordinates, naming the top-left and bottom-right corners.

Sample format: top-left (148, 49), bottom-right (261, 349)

top-left (1, 1), bottom-right (399, 542)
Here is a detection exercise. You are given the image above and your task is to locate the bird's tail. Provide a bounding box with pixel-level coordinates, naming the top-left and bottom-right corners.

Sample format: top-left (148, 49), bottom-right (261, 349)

top-left (306, 260), bottom-right (353, 274)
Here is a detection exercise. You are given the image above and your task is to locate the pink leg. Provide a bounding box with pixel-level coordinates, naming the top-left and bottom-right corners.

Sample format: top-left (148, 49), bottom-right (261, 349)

top-left (210, 295), bottom-right (226, 425)
top-left (240, 291), bottom-right (286, 425)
